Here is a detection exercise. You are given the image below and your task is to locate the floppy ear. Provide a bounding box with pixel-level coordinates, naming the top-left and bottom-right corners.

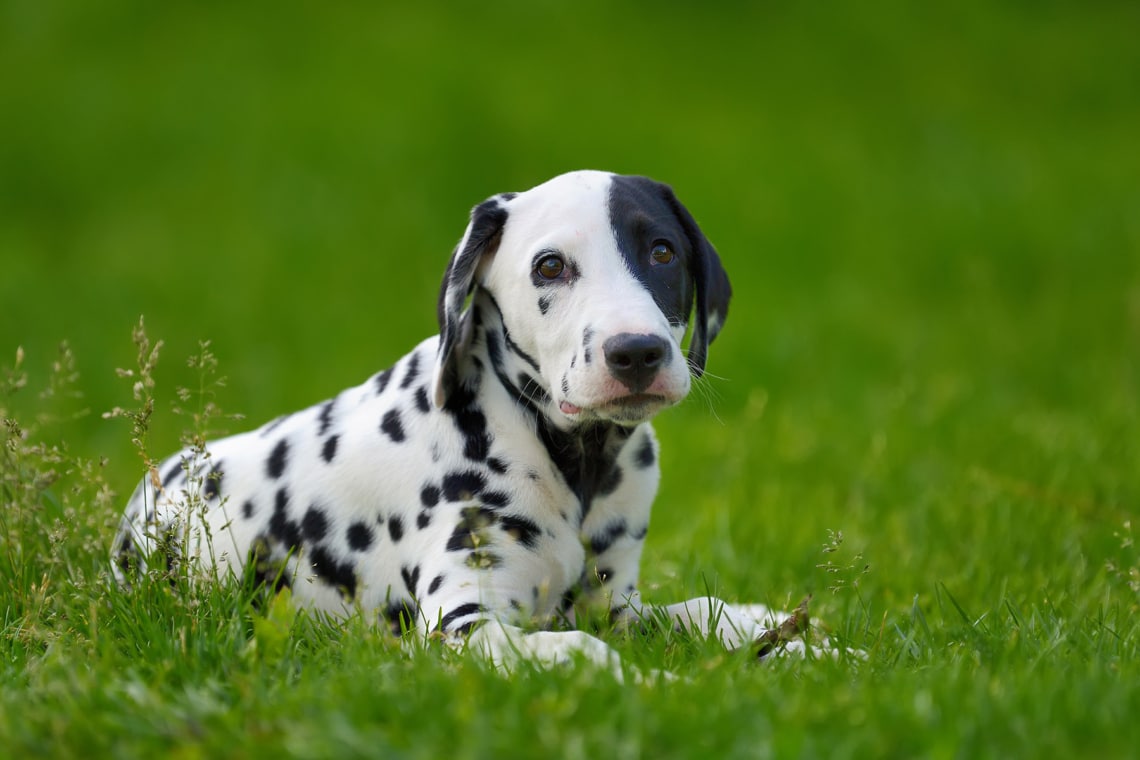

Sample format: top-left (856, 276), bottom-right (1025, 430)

top-left (661, 186), bottom-right (732, 377)
top-left (431, 197), bottom-right (509, 407)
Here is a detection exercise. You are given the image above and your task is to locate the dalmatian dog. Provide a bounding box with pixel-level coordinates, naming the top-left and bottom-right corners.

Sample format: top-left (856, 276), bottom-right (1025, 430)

top-left (112, 170), bottom-right (795, 671)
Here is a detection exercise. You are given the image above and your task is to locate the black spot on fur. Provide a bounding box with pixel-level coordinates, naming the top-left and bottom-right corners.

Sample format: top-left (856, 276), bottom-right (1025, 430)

top-left (487, 457), bottom-right (508, 475)
top-left (481, 490), bottom-right (510, 508)
top-left (114, 536), bottom-right (135, 576)
top-left (446, 506), bottom-right (497, 551)
top-left (157, 527), bottom-right (181, 581)
top-left (242, 500), bottom-right (255, 519)
top-left (589, 519), bottom-right (629, 556)
top-left (454, 620), bottom-right (483, 636)
top-left (269, 488), bottom-right (302, 550)
top-left (560, 586), bottom-right (578, 613)
top-left (582, 326), bottom-right (594, 364)
top-left (302, 507), bottom-right (329, 541)
top-left (321, 434), bottom-right (339, 463)
top-left (247, 536), bottom-right (292, 593)
top-left (308, 545), bottom-right (357, 598)
top-left (428, 574), bottom-right (444, 595)
top-left (438, 602), bottom-right (484, 633)
top-left (483, 321), bottom-right (502, 354)
top-left (375, 368), bottom-right (394, 395)
top-left (317, 397), bottom-right (336, 436)
top-left (388, 515), bottom-right (405, 543)
top-left (466, 549), bottom-right (502, 570)
top-left (420, 485), bottom-right (440, 508)
top-left (273, 488), bottom-right (289, 515)
top-left (203, 460), bottom-right (224, 501)
top-left (400, 352), bottom-right (421, 390)
top-left (442, 470), bottom-right (487, 501)
top-left (380, 600), bottom-right (416, 636)
top-left (590, 567), bottom-right (614, 588)
top-left (417, 511), bottom-right (431, 529)
top-left (561, 374), bottom-right (570, 395)
top-left (516, 373), bottom-right (550, 405)
top-left (267, 439), bottom-right (289, 479)
top-left (346, 521), bottom-right (374, 551)
top-left (454, 405), bottom-right (486, 438)
top-left (414, 386), bottom-right (431, 413)
top-left (446, 525), bottom-right (476, 552)
top-left (598, 464), bottom-right (623, 497)
top-left (380, 409), bottom-right (406, 442)
top-left (537, 294), bottom-right (552, 315)
top-left (401, 564), bottom-right (421, 597)
top-left (464, 433), bottom-right (491, 462)
top-left (631, 524), bottom-right (649, 540)
top-left (440, 366), bottom-right (479, 416)
top-left (448, 388), bottom-right (492, 461)
top-left (498, 514), bottom-right (541, 549)
top-left (635, 434), bottom-right (656, 468)
top-left (161, 459), bottom-right (183, 489)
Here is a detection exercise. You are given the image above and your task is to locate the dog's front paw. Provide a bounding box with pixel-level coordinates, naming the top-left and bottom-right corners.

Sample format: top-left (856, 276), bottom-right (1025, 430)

top-left (751, 595), bottom-right (811, 659)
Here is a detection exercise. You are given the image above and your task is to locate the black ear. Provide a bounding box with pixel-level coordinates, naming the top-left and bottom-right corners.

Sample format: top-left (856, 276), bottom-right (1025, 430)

top-left (661, 186), bottom-right (732, 377)
top-left (431, 197), bottom-right (509, 407)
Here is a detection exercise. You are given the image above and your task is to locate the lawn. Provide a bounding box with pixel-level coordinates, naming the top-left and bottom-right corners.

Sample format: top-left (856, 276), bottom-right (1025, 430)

top-left (2, 1), bottom-right (1138, 757)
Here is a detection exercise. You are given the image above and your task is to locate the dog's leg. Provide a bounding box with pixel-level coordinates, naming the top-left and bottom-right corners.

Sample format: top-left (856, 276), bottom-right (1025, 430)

top-left (616, 592), bottom-right (815, 653)
top-left (624, 593), bottom-right (769, 648)
top-left (639, 595), bottom-right (851, 659)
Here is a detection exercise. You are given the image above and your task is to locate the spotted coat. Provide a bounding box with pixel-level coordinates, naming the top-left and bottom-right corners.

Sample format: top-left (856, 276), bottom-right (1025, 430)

top-left (111, 170), bottom-right (777, 669)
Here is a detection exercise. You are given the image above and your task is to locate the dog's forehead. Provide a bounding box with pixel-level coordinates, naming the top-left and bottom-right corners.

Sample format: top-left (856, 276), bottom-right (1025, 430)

top-left (501, 170), bottom-right (616, 244)
top-left (500, 171), bottom-right (681, 251)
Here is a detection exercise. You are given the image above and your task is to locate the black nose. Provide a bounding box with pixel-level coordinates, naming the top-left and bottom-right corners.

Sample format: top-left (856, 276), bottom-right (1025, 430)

top-left (603, 333), bottom-right (671, 393)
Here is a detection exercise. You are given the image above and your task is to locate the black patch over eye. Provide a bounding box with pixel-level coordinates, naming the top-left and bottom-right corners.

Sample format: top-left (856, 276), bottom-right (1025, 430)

top-left (650, 242), bottom-right (675, 266)
top-left (535, 254), bottom-right (566, 280)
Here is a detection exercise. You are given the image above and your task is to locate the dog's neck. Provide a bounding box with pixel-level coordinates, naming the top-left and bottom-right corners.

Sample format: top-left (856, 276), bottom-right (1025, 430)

top-left (449, 291), bottom-right (638, 522)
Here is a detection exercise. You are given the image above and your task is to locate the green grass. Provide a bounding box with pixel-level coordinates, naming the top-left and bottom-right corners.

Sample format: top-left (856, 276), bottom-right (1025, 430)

top-left (2, 1), bottom-right (1139, 757)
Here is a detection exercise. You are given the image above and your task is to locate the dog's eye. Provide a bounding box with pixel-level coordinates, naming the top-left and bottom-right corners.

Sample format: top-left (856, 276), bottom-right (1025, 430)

top-left (536, 255), bottom-right (566, 280)
top-left (650, 243), bottom-right (675, 266)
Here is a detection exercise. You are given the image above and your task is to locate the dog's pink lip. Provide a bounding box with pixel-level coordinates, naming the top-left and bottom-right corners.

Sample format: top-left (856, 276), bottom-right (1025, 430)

top-left (560, 394), bottom-right (668, 417)
top-left (610, 393), bottom-right (665, 406)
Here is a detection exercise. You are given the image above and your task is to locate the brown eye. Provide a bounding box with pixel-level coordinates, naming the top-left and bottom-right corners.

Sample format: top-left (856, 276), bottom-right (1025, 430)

top-left (536, 255), bottom-right (565, 280)
top-left (651, 243), bottom-right (675, 265)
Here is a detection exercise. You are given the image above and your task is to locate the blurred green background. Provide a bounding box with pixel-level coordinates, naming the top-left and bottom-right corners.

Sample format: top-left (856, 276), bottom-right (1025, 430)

top-left (2, 1), bottom-right (1137, 593)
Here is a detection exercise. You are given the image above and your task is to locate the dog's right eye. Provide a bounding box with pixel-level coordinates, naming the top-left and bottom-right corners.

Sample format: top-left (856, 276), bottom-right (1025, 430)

top-left (535, 255), bottom-right (566, 281)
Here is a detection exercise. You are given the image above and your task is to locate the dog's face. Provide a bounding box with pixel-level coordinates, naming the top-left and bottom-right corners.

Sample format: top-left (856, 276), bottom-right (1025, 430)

top-left (434, 170), bottom-right (731, 429)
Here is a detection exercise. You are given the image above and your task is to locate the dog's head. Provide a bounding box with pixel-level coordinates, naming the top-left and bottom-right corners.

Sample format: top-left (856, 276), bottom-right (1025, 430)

top-left (432, 170), bottom-right (731, 429)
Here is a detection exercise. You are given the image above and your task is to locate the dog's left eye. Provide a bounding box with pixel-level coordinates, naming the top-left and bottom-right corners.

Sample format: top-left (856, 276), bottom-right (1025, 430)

top-left (650, 243), bottom-right (675, 266)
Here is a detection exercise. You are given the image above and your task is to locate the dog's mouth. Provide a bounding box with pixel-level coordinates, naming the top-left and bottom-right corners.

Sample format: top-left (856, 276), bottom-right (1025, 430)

top-left (559, 393), bottom-right (671, 422)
